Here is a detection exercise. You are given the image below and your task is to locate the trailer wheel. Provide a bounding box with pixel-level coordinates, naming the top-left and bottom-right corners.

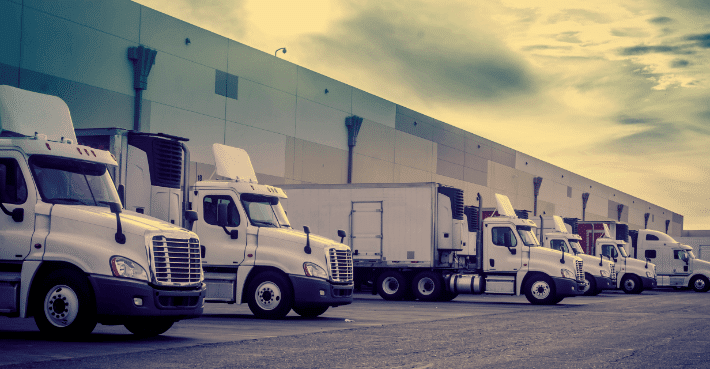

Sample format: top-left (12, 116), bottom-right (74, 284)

top-left (377, 271), bottom-right (408, 301)
top-left (411, 271), bottom-right (444, 301)
top-left (33, 269), bottom-right (97, 338)
top-left (689, 275), bottom-right (710, 292)
top-left (621, 275), bottom-right (643, 294)
top-left (124, 318), bottom-right (175, 337)
top-left (247, 272), bottom-right (293, 319)
top-left (582, 273), bottom-right (597, 296)
top-left (292, 305), bottom-right (329, 318)
top-left (524, 275), bottom-right (558, 305)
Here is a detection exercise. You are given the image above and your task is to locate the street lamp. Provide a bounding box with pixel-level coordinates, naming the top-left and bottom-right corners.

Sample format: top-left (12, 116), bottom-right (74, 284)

top-left (275, 47), bottom-right (287, 57)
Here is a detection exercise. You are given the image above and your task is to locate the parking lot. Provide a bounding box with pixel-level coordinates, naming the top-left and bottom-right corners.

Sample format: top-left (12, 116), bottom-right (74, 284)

top-left (1, 289), bottom-right (708, 368)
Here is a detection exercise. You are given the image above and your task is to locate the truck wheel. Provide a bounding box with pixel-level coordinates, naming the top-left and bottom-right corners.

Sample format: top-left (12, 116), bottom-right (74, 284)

top-left (621, 275), bottom-right (643, 294)
top-left (33, 269), bottom-right (97, 338)
top-left (377, 271), bottom-right (408, 301)
top-left (582, 273), bottom-right (597, 296)
top-left (411, 271), bottom-right (444, 301)
top-left (524, 275), bottom-right (558, 305)
top-left (247, 272), bottom-right (293, 319)
top-left (124, 319), bottom-right (175, 337)
top-left (689, 275), bottom-right (710, 292)
top-left (292, 305), bottom-right (329, 318)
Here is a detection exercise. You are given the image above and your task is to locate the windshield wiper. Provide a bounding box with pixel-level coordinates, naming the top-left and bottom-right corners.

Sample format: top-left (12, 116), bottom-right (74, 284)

top-left (251, 219), bottom-right (278, 227)
top-left (47, 198), bottom-right (91, 205)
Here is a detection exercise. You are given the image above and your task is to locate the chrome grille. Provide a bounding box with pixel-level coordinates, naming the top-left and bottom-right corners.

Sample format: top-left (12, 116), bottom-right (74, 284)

top-left (575, 259), bottom-right (584, 282)
top-left (328, 248), bottom-right (353, 283)
top-left (152, 236), bottom-right (202, 286)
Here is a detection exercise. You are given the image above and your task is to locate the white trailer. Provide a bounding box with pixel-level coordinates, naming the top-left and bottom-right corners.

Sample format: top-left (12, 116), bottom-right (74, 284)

top-left (0, 86), bottom-right (205, 338)
top-left (629, 229), bottom-right (710, 292)
top-left (74, 129), bottom-right (355, 319)
top-left (281, 183), bottom-right (586, 305)
top-left (535, 216), bottom-right (615, 296)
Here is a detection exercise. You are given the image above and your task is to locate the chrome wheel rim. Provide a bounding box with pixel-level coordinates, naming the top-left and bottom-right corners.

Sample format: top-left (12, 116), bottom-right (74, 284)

top-left (255, 281), bottom-right (282, 311)
top-left (531, 281), bottom-right (551, 300)
top-left (382, 276), bottom-right (400, 295)
top-left (44, 285), bottom-right (79, 328)
top-left (417, 277), bottom-right (436, 296)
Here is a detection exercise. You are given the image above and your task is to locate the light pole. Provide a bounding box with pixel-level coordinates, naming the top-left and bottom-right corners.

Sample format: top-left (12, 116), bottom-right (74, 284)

top-left (275, 47), bottom-right (287, 57)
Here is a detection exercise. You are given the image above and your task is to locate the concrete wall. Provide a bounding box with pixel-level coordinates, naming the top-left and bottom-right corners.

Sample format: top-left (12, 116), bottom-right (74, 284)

top-left (0, 0), bottom-right (684, 236)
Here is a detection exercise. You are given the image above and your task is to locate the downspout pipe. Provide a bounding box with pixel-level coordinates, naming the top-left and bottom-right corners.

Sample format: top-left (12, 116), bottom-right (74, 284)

top-left (345, 115), bottom-right (363, 183)
top-left (582, 192), bottom-right (590, 221)
top-left (128, 46), bottom-right (157, 132)
top-left (533, 177), bottom-right (543, 216)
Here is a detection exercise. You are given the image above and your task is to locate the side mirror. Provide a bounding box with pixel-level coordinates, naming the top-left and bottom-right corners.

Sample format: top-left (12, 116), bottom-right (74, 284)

top-left (303, 226), bottom-right (311, 254)
top-left (217, 203), bottom-right (228, 227)
top-left (337, 229), bottom-right (346, 243)
top-left (184, 210), bottom-right (198, 231)
top-left (508, 246), bottom-right (517, 255)
top-left (10, 207), bottom-right (23, 223)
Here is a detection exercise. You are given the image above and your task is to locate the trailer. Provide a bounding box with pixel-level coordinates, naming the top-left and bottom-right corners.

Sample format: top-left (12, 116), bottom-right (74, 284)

top-left (281, 183), bottom-right (585, 305)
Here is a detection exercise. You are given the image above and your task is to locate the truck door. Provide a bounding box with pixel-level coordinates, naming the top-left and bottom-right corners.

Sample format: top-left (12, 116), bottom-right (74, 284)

top-left (351, 201), bottom-right (382, 260)
top-left (0, 154), bottom-right (36, 261)
top-left (195, 191), bottom-right (247, 266)
top-left (671, 249), bottom-right (690, 275)
top-left (484, 226), bottom-right (523, 272)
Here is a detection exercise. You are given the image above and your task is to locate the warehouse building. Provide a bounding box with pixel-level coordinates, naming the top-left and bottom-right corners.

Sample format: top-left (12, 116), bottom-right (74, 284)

top-left (0, 0), bottom-right (684, 236)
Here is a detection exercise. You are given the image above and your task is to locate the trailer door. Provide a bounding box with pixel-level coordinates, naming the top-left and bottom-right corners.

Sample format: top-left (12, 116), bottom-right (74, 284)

top-left (351, 201), bottom-right (382, 260)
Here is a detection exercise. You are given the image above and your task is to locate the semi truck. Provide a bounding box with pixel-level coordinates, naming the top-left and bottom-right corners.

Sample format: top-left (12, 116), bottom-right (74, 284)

top-left (535, 215), bottom-right (615, 296)
top-left (74, 129), bottom-right (354, 319)
top-left (280, 183), bottom-right (586, 305)
top-left (0, 85), bottom-right (205, 338)
top-left (629, 229), bottom-right (710, 292)
top-left (575, 220), bottom-right (656, 294)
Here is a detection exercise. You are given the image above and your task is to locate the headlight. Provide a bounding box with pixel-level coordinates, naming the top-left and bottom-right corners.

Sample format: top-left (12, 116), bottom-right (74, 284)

top-left (600, 270), bottom-right (609, 278)
top-left (303, 262), bottom-right (329, 279)
top-left (561, 268), bottom-right (575, 279)
top-left (110, 256), bottom-right (148, 281)
top-left (646, 271), bottom-right (653, 278)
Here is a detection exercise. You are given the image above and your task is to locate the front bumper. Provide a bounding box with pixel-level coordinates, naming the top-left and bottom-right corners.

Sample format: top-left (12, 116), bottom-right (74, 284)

top-left (89, 274), bottom-right (206, 324)
top-left (596, 276), bottom-right (616, 290)
top-left (552, 276), bottom-right (584, 297)
top-left (290, 275), bottom-right (353, 309)
top-left (641, 276), bottom-right (657, 290)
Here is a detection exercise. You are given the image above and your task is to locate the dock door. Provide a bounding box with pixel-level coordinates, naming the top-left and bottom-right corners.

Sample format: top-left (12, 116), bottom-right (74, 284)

top-left (351, 201), bottom-right (383, 260)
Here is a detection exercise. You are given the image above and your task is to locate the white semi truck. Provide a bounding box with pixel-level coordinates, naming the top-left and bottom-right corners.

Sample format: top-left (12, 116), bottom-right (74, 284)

top-left (74, 129), bottom-right (354, 319)
top-left (0, 85), bottom-right (205, 338)
top-left (628, 229), bottom-right (710, 292)
top-left (576, 221), bottom-right (656, 294)
top-left (280, 183), bottom-right (586, 305)
top-left (535, 215), bottom-right (615, 296)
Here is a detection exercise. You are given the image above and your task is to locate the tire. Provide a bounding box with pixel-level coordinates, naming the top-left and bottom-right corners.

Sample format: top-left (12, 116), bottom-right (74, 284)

top-left (292, 305), bottom-right (329, 318)
top-left (124, 319), bottom-right (175, 337)
top-left (411, 271), bottom-right (444, 301)
top-left (582, 273), bottom-right (597, 296)
top-left (689, 275), bottom-right (710, 292)
top-left (376, 271), bottom-right (408, 301)
top-left (524, 275), bottom-right (558, 305)
top-left (33, 269), bottom-right (97, 338)
top-left (621, 275), bottom-right (643, 294)
top-left (247, 272), bottom-right (293, 319)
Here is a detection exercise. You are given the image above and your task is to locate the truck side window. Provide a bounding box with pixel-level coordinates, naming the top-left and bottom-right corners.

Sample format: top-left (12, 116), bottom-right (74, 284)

top-left (203, 195), bottom-right (240, 227)
top-left (673, 250), bottom-right (685, 260)
top-left (646, 234), bottom-right (659, 241)
top-left (602, 244), bottom-right (617, 258)
top-left (0, 158), bottom-right (28, 204)
top-left (550, 239), bottom-right (568, 253)
top-left (645, 249), bottom-right (656, 259)
top-left (491, 227), bottom-right (517, 247)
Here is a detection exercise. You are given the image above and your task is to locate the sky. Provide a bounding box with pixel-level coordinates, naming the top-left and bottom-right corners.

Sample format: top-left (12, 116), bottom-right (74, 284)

top-left (132, 0), bottom-right (710, 230)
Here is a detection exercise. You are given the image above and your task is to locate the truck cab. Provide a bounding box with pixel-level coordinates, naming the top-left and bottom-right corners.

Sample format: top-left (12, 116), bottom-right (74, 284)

top-left (0, 85), bottom-right (205, 338)
top-left (630, 229), bottom-right (710, 292)
top-left (596, 226), bottom-right (656, 294)
top-left (455, 194), bottom-right (586, 305)
top-left (535, 216), bottom-right (615, 296)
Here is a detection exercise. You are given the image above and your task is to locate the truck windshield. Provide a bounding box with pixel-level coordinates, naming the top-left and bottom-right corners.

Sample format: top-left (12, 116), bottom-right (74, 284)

top-left (569, 240), bottom-right (585, 255)
top-left (615, 243), bottom-right (629, 257)
top-left (240, 193), bottom-right (291, 228)
top-left (29, 155), bottom-right (121, 207)
top-left (516, 226), bottom-right (540, 246)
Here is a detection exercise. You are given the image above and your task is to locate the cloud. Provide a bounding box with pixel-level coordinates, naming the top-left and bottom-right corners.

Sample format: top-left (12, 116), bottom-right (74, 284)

top-left (685, 33), bottom-right (710, 48)
top-left (611, 28), bottom-right (649, 37)
top-left (303, 1), bottom-right (536, 103)
top-left (545, 9), bottom-right (612, 25)
top-left (618, 45), bottom-right (691, 55)
top-left (648, 16), bottom-right (673, 24)
top-left (671, 59), bottom-right (690, 68)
